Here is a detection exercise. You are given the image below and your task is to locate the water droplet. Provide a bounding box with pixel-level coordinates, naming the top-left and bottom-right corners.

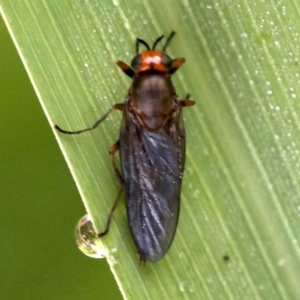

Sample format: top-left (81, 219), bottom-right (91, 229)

top-left (179, 282), bottom-right (185, 292)
top-left (74, 214), bottom-right (107, 259)
top-left (278, 258), bottom-right (286, 266)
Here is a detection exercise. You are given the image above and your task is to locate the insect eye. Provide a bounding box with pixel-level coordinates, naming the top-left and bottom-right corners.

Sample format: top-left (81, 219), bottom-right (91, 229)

top-left (131, 55), bottom-right (141, 70)
top-left (161, 53), bottom-right (172, 69)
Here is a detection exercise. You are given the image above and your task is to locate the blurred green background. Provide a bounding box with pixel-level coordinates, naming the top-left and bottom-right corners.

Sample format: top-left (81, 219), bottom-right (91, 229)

top-left (0, 14), bottom-right (121, 300)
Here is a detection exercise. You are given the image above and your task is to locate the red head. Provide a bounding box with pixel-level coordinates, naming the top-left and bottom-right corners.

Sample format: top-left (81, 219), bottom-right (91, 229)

top-left (130, 32), bottom-right (185, 74)
top-left (131, 50), bottom-right (173, 73)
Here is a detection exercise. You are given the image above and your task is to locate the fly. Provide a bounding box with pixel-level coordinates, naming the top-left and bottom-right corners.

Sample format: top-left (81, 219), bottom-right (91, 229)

top-left (54, 31), bottom-right (195, 263)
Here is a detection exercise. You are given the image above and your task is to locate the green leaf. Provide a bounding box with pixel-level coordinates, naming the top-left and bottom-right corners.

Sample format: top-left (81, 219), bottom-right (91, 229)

top-left (2, 1), bottom-right (300, 299)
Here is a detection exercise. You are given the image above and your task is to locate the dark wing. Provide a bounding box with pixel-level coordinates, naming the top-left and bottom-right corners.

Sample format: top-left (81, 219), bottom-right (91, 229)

top-left (120, 104), bottom-right (185, 262)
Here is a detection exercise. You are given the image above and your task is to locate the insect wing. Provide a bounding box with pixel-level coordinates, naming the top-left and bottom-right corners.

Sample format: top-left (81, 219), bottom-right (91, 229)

top-left (120, 103), bottom-right (185, 262)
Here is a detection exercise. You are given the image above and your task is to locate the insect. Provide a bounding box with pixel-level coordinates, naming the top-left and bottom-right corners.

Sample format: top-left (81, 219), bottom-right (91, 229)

top-left (55, 31), bottom-right (195, 263)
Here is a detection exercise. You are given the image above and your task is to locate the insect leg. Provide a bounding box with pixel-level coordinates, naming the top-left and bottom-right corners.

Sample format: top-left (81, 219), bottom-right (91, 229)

top-left (98, 188), bottom-right (123, 237)
top-left (116, 61), bottom-right (135, 78)
top-left (169, 58), bottom-right (186, 74)
top-left (54, 103), bottom-right (124, 134)
top-left (180, 94), bottom-right (195, 107)
top-left (109, 141), bottom-right (124, 187)
top-left (98, 141), bottom-right (124, 238)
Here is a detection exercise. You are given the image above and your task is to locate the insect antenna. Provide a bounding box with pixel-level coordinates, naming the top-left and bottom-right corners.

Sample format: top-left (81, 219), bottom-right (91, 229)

top-left (152, 34), bottom-right (164, 50)
top-left (162, 31), bottom-right (176, 52)
top-left (136, 38), bottom-right (150, 54)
